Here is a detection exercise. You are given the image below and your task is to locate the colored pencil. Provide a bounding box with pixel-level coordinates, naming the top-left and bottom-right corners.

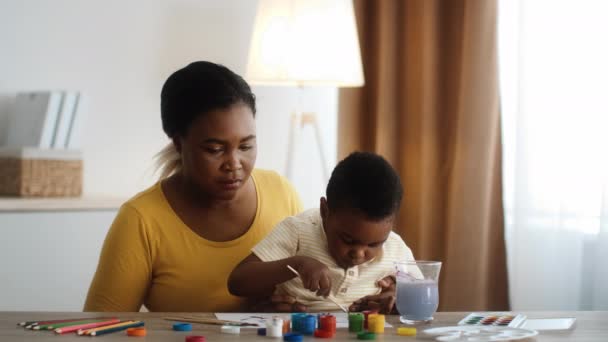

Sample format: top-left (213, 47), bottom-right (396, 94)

top-left (18, 321), bottom-right (36, 326)
top-left (23, 317), bottom-right (104, 329)
top-left (89, 321), bottom-right (144, 336)
top-left (79, 320), bottom-right (137, 335)
top-left (33, 319), bottom-right (108, 330)
top-left (164, 316), bottom-right (258, 326)
top-left (20, 318), bottom-right (89, 327)
top-left (55, 319), bottom-right (121, 334)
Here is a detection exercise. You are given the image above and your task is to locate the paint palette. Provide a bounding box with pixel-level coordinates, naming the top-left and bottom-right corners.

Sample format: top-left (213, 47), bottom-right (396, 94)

top-left (422, 326), bottom-right (538, 341)
top-left (458, 313), bottom-right (526, 328)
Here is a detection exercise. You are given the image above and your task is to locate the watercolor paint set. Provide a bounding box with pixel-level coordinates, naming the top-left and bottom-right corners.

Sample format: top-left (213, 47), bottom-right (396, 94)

top-left (458, 312), bottom-right (577, 331)
top-left (458, 313), bottom-right (527, 328)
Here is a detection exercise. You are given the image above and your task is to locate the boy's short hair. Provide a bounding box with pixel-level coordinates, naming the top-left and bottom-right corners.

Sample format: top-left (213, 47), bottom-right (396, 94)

top-left (326, 151), bottom-right (403, 220)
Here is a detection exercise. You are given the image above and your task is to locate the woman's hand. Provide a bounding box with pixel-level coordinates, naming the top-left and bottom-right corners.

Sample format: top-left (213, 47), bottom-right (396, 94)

top-left (294, 256), bottom-right (332, 297)
top-left (348, 275), bottom-right (397, 314)
top-left (247, 295), bottom-right (308, 312)
top-left (269, 295), bottom-right (308, 312)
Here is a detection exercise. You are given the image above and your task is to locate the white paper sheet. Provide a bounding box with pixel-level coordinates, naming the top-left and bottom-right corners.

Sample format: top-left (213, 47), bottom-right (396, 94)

top-left (520, 318), bottom-right (576, 331)
top-left (215, 312), bottom-right (393, 328)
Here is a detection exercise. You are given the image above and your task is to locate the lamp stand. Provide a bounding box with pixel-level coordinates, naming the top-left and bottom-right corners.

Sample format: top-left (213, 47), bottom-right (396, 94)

top-left (285, 111), bottom-right (329, 183)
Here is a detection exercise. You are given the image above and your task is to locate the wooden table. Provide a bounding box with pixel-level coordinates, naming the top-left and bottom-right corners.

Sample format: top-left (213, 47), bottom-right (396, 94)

top-left (2, 311), bottom-right (607, 341)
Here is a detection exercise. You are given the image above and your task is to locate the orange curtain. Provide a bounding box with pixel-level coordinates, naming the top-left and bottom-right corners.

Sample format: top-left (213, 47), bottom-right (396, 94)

top-left (339, 0), bottom-right (509, 311)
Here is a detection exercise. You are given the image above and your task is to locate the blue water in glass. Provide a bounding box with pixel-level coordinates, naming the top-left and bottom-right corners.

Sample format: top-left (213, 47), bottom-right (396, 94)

top-left (396, 279), bottom-right (439, 322)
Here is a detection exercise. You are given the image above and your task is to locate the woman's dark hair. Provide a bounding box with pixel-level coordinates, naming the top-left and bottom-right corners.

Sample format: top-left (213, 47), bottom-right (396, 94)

top-left (156, 61), bottom-right (256, 179)
top-left (326, 151), bottom-right (403, 220)
top-left (160, 61), bottom-right (256, 138)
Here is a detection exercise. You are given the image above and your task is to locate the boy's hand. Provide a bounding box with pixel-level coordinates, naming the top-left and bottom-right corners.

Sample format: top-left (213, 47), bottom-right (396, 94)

top-left (376, 275), bottom-right (396, 292)
top-left (348, 275), bottom-right (397, 314)
top-left (349, 292), bottom-right (396, 314)
top-left (294, 256), bottom-right (332, 297)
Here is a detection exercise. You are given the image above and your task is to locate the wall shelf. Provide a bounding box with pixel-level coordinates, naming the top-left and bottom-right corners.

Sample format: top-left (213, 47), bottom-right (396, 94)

top-left (0, 196), bottom-right (125, 212)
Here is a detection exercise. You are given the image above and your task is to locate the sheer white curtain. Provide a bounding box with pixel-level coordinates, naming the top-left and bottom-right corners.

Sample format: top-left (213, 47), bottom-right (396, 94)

top-left (498, 0), bottom-right (608, 310)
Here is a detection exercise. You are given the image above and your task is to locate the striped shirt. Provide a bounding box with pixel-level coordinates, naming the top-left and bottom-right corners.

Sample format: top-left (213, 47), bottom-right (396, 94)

top-left (252, 208), bottom-right (416, 311)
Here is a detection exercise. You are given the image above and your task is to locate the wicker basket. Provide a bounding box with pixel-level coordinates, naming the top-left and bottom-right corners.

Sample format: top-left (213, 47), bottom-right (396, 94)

top-left (0, 148), bottom-right (82, 197)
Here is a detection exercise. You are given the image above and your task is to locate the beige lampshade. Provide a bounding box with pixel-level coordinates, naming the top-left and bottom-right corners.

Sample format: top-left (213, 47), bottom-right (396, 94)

top-left (246, 0), bottom-right (364, 87)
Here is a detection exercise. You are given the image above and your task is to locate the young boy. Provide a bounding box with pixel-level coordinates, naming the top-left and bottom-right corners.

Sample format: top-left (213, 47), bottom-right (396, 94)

top-left (228, 152), bottom-right (416, 313)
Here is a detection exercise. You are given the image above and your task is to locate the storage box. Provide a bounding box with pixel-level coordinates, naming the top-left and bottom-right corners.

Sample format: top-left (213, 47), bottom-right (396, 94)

top-left (0, 147), bottom-right (82, 197)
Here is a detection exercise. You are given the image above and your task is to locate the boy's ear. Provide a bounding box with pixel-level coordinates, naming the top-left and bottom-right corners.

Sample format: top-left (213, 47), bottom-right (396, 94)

top-left (320, 197), bottom-right (329, 220)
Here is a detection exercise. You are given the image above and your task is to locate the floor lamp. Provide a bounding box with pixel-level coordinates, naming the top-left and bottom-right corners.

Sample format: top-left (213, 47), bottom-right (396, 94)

top-left (245, 0), bottom-right (364, 182)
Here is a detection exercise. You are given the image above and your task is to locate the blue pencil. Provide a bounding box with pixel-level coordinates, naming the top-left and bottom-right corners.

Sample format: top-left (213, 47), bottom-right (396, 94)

top-left (89, 321), bottom-right (144, 336)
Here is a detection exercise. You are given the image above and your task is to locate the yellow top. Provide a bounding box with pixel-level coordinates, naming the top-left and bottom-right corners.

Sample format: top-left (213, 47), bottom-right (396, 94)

top-left (84, 169), bottom-right (303, 312)
top-left (252, 208), bottom-right (416, 311)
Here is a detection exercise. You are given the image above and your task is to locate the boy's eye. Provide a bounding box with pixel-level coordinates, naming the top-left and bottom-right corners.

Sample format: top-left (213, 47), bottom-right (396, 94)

top-left (340, 235), bottom-right (355, 245)
top-left (368, 242), bottom-right (383, 248)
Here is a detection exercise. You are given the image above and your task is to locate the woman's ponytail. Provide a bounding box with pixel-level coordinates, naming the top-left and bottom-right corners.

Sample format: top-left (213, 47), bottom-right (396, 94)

top-left (155, 143), bottom-right (181, 179)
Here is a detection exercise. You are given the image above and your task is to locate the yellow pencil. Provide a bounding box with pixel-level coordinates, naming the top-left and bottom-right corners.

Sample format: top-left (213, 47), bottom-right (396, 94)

top-left (78, 320), bottom-right (135, 335)
top-left (89, 321), bottom-right (144, 336)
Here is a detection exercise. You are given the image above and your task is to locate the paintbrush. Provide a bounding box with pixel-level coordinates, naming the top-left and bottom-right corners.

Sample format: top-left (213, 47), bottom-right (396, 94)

top-left (286, 265), bottom-right (348, 312)
top-left (164, 316), bottom-right (258, 327)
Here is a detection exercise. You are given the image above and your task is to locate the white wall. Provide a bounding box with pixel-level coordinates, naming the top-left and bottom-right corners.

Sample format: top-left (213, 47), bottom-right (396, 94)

top-left (0, 0), bottom-right (337, 311)
top-left (0, 211), bottom-right (116, 311)
top-left (0, 0), bottom-right (337, 209)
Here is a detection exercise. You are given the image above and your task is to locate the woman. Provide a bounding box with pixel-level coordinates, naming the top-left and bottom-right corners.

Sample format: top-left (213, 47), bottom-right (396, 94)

top-left (84, 61), bottom-right (303, 312)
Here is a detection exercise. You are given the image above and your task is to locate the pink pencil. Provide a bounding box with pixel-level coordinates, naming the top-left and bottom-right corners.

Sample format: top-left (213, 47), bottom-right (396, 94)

top-left (55, 319), bottom-right (121, 334)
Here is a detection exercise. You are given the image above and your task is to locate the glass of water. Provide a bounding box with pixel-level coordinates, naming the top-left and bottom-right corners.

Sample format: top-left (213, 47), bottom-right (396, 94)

top-left (395, 260), bottom-right (442, 324)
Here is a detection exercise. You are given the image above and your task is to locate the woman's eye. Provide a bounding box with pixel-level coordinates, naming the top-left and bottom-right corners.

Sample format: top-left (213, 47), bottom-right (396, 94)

top-left (240, 145), bottom-right (253, 151)
top-left (205, 147), bottom-right (223, 154)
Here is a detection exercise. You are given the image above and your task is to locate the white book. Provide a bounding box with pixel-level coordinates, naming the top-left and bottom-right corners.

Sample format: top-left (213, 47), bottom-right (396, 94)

top-left (65, 92), bottom-right (85, 150)
top-left (52, 91), bottom-right (79, 149)
top-left (6, 91), bottom-right (63, 148)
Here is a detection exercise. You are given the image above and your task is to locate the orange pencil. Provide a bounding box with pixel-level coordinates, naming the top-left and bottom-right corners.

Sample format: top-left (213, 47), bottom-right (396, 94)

top-left (55, 319), bottom-right (121, 334)
top-left (78, 320), bottom-right (136, 335)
